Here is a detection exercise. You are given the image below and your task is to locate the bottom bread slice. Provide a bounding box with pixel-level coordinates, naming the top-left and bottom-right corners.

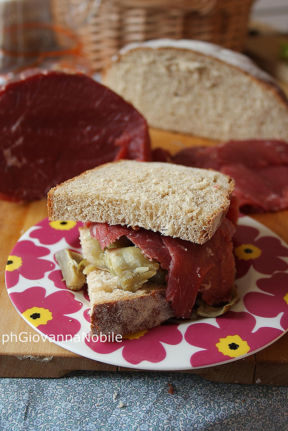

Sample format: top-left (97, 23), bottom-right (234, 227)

top-left (87, 270), bottom-right (173, 336)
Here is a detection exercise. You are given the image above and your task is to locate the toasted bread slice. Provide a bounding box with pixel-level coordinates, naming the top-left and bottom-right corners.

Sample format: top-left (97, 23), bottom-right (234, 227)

top-left (48, 160), bottom-right (233, 244)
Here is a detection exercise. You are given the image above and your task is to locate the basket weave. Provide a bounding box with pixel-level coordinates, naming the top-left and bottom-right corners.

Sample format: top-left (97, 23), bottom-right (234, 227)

top-left (52, 0), bottom-right (255, 72)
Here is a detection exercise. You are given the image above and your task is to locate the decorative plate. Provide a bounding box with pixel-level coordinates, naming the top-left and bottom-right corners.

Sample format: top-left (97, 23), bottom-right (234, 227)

top-left (5, 216), bottom-right (288, 370)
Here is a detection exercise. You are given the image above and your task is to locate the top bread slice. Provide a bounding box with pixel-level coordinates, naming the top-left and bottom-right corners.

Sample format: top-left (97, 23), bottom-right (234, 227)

top-left (48, 160), bottom-right (233, 244)
top-left (103, 39), bottom-right (288, 141)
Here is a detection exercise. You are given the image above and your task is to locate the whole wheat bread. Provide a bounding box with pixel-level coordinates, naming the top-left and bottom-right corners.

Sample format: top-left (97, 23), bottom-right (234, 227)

top-left (48, 160), bottom-right (234, 244)
top-left (103, 39), bottom-right (288, 141)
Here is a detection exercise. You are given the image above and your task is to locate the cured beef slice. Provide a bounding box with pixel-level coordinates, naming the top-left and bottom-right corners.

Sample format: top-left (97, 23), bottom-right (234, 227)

top-left (172, 140), bottom-right (288, 213)
top-left (0, 71), bottom-right (151, 201)
top-left (90, 219), bottom-right (236, 318)
top-left (90, 223), bottom-right (171, 270)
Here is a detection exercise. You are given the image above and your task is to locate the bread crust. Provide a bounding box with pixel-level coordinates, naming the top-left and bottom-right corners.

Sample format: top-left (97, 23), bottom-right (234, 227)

top-left (47, 160), bottom-right (125, 219)
top-left (105, 44), bottom-right (288, 113)
top-left (47, 160), bottom-right (234, 244)
top-left (103, 42), bottom-right (288, 141)
top-left (90, 286), bottom-right (173, 336)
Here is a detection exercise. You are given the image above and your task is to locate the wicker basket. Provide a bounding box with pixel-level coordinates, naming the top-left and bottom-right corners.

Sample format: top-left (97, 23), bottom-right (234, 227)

top-left (52, 0), bottom-right (255, 72)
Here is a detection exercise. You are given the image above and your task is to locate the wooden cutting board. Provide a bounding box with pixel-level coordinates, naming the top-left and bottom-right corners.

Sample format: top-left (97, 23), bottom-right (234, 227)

top-left (1, 128), bottom-right (288, 384)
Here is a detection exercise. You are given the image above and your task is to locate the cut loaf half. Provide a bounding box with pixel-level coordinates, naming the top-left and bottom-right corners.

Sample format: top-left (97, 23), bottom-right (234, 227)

top-left (103, 39), bottom-right (288, 141)
top-left (48, 160), bottom-right (234, 245)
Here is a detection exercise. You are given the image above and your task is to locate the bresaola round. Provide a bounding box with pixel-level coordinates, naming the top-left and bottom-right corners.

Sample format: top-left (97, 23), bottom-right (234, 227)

top-left (0, 71), bottom-right (151, 201)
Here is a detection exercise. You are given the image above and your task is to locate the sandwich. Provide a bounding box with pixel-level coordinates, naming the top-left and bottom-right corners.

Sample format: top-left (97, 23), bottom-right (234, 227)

top-left (48, 160), bottom-right (238, 336)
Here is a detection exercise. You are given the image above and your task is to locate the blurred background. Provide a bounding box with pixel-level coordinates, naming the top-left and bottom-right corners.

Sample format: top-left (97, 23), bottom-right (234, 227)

top-left (0, 0), bottom-right (287, 84)
top-left (252, 0), bottom-right (288, 32)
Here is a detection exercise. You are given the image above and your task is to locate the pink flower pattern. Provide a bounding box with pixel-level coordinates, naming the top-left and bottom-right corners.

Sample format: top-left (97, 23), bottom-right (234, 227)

top-left (234, 225), bottom-right (288, 278)
top-left (6, 240), bottom-right (55, 288)
top-left (10, 286), bottom-right (82, 337)
top-left (85, 324), bottom-right (182, 365)
top-left (30, 218), bottom-right (82, 248)
top-left (185, 311), bottom-right (282, 367)
top-left (83, 308), bottom-right (90, 323)
top-left (48, 269), bottom-right (66, 289)
top-left (244, 272), bottom-right (288, 329)
top-left (5, 216), bottom-right (288, 368)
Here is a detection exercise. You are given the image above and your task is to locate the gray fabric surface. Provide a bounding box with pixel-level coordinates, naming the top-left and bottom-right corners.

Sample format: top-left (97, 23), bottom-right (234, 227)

top-left (0, 372), bottom-right (287, 431)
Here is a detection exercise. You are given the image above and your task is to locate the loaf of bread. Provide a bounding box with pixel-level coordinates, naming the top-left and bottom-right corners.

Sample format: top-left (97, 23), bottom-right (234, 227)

top-left (48, 160), bottom-right (234, 244)
top-left (103, 39), bottom-right (288, 141)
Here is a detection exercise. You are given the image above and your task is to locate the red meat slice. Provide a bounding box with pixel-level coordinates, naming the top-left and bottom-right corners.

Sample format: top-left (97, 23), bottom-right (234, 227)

top-left (90, 218), bottom-right (235, 318)
top-left (0, 71), bottom-right (151, 201)
top-left (197, 218), bottom-right (236, 306)
top-left (218, 140), bottom-right (288, 168)
top-left (90, 223), bottom-right (128, 249)
top-left (152, 148), bottom-right (172, 163)
top-left (126, 229), bottom-right (171, 270)
top-left (172, 140), bottom-right (288, 212)
top-left (163, 218), bottom-right (235, 317)
top-left (226, 195), bottom-right (239, 225)
top-left (221, 164), bottom-right (288, 212)
top-left (90, 223), bottom-right (171, 270)
top-left (173, 146), bottom-right (218, 170)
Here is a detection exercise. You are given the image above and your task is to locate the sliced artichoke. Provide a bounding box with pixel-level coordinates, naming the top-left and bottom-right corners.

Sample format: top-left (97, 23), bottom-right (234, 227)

top-left (104, 246), bottom-right (159, 291)
top-left (107, 237), bottom-right (132, 249)
top-left (149, 268), bottom-right (167, 285)
top-left (55, 249), bottom-right (86, 291)
top-left (79, 227), bottom-right (106, 270)
top-left (78, 259), bottom-right (98, 276)
top-left (196, 287), bottom-right (238, 318)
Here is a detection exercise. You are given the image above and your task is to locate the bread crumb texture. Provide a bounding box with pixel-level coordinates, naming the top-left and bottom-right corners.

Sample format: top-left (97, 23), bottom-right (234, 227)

top-left (87, 269), bottom-right (173, 336)
top-left (104, 43), bottom-right (288, 141)
top-left (49, 160), bottom-right (233, 244)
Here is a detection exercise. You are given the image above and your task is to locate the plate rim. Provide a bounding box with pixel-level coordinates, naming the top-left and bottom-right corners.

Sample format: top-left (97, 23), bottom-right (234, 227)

top-left (5, 215), bottom-right (288, 371)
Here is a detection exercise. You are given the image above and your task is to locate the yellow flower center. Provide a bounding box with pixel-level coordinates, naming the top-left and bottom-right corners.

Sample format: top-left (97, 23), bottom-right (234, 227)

top-left (49, 220), bottom-right (77, 231)
top-left (6, 255), bottom-right (22, 271)
top-left (234, 244), bottom-right (262, 261)
top-left (283, 293), bottom-right (288, 305)
top-left (216, 334), bottom-right (250, 358)
top-left (23, 307), bottom-right (53, 327)
top-left (124, 330), bottom-right (148, 340)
